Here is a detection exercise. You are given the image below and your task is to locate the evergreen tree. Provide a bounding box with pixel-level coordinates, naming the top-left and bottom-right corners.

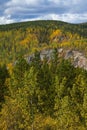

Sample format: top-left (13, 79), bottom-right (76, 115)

top-left (0, 64), bottom-right (9, 109)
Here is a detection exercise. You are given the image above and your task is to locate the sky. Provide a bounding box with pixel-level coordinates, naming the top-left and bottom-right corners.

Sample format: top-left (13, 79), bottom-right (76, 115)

top-left (0, 0), bottom-right (87, 24)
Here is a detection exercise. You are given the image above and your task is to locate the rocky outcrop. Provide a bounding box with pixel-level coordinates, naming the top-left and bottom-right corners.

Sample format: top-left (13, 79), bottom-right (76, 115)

top-left (65, 50), bottom-right (87, 70)
top-left (40, 49), bottom-right (53, 61)
top-left (26, 48), bottom-right (87, 70)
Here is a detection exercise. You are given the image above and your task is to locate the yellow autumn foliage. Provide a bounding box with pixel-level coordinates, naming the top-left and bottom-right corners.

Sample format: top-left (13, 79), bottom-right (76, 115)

top-left (50, 29), bottom-right (62, 40)
top-left (7, 63), bottom-right (13, 74)
top-left (61, 41), bottom-right (71, 47)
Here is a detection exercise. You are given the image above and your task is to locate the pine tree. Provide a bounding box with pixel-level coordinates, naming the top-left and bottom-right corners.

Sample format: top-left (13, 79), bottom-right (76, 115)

top-left (0, 64), bottom-right (9, 109)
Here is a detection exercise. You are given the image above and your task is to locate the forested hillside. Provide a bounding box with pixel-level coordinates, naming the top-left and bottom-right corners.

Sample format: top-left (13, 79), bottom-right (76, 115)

top-left (0, 20), bottom-right (87, 130)
top-left (0, 20), bottom-right (87, 64)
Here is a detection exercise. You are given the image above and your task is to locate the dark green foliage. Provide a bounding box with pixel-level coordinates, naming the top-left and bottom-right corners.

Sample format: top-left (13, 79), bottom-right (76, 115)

top-left (0, 50), bottom-right (87, 129)
top-left (0, 20), bottom-right (87, 129)
top-left (0, 20), bottom-right (87, 38)
top-left (57, 59), bottom-right (76, 87)
top-left (0, 64), bottom-right (9, 109)
top-left (0, 20), bottom-right (87, 64)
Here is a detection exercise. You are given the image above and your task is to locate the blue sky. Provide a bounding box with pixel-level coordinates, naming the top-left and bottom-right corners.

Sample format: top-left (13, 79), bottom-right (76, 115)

top-left (0, 0), bottom-right (87, 24)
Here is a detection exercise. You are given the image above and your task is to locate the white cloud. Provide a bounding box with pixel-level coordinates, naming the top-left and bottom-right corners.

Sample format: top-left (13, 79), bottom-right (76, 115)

top-left (0, 13), bottom-right (87, 25)
top-left (0, 15), bottom-right (15, 24)
top-left (4, 0), bottom-right (44, 16)
top-left (20, 13), bottom-right (87, 23)
top-left (5, 0), bottom-right (87, 15)
top-left (47, 0), bottom-right (82, 6)
top-left (0, 0), bottom-right (86, 24)
top-left (6, 0), bottom-right (43, 7)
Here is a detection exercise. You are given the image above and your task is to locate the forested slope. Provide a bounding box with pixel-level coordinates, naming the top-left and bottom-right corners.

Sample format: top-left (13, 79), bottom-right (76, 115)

top-left (0, 20), bottom-right (87, 130)
top-left (0, 20), bottom-right (87, 64)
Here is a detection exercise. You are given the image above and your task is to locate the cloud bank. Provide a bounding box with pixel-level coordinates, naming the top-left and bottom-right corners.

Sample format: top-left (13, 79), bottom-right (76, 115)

top-left (0, 0), bottom-right (87, 24)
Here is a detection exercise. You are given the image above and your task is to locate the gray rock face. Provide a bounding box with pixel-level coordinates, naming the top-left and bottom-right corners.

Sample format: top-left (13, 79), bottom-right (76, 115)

top-left (26, 54), bottom-right (34, 63)
top-left (26, 48), bottom-right (87, 70)
top-left (40, 49), bottom-right (54, 61)
top-left (65, 50), bottom-right (74, 59)
top-left (65, 50), bottom-right (87, 70)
